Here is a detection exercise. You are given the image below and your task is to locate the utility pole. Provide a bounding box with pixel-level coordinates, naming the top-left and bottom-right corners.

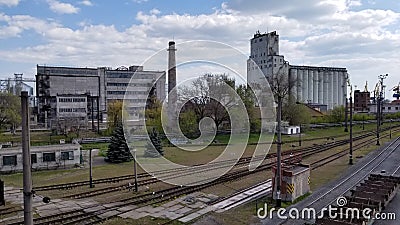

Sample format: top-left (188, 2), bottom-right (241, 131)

top-left (276, 96), bottom-right (282, 207)
top-left (89, 149), bottom-right (94, 188)
top-left (298, 123), bottom-right (302, 147)
top-left (362, 115), bottom-right (365, 130)
top-left (349, 94), bottom-right (353, 165)
top-left (295, 101), bottom-right (305, 146)
top-left (130, 148), bottom-right (138, 192)
top-left (91, 97), bottom-right (94, 131)
top-left (21, 91), bottom-right (33, 225)
top-left (376, 89), bottom-right (381, 145)
top-left (344, 98), bottom-right (348, 132)
top-left (390, 119), bottom-right (393, 139)
top-left (133, 149), bottom-right (138, 192)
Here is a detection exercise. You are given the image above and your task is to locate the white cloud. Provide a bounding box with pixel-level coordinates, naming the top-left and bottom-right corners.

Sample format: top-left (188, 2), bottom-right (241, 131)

top-left (149, 8), bottom-right (161, 15)
top-left (47, 0), bottom-right (79, 14)
top-left (0, 14), bottom-right (60, 39)
top-left (0, 0), bottom-right (19, 7)
top-left (79, 0), bottom-right (93, 6)
top-left (0, 2), bottom-right (400, 94)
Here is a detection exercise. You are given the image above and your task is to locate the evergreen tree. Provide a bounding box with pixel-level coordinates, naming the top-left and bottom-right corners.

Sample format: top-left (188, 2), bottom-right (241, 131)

top-left (106, 123), bottom-right (133, 163)
top-left (144, 128), bottom-right (164, 158)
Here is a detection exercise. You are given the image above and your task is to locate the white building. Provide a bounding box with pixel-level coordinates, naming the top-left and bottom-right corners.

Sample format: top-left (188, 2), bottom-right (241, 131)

top-left (0, 144), bottom-right (81, 173)
top-left (282, 126), bottom-right (301, 135)
top-left (369, 101), bottom-right (400, 114)
top-left (247, 31), bottom-right (348, 110)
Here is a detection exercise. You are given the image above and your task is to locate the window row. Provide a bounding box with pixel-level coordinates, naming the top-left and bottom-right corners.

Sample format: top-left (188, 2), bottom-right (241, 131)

top-left (59, 108), bottom-right (86, 113)
top-left (58, 98), bottom-right (86, 103)
top-left (382, 107), bottom-right (399, 110)
top-left (2, 151), bottom-right (75, 166)
top-left (107, 82), bottom-right (153, 87)
top-left (107, 91), bottom-right (148, 95)
top-left (106, 73), bottom-right (154, 79)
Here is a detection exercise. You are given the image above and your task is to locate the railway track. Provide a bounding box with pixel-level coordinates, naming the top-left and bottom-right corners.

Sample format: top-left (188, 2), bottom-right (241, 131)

top-left (6, 127), bottom-right (399, 225)
top-left (239, 135), bottom-right (400, 224)
top-left (0, 206), bottom-right (20, 217)
top-left (34, 124), bottom-right (399, 193)
top-left (31, 126), bottom-right (396, 201)
top-left (33, 126), bottom-right (394, 193)
top-left (302, 136), bottom-right (400, 218)
top-left (310, 128), bottom-right (400, 170)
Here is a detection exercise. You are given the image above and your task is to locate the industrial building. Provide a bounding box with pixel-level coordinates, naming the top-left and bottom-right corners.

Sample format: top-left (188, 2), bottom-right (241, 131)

top-left (247, 31), bottom-right (348, 110)
top-left (354, 90), bottom-right (371, 112)
top-left (0, 144), bottom-right (81, 173)
top-left (369, 101), bottom-right (400, 114)
top-left (36, 65), bottom-right (166, 129)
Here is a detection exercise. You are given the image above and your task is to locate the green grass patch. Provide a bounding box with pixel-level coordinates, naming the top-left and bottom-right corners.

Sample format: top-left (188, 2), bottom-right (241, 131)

top-left (81, 143), bottom-right (109, 156)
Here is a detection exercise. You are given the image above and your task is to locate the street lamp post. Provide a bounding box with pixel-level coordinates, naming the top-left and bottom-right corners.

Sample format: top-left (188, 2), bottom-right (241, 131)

top-left (346, 78), bottom-right (354, 165)
top-left (376, 74), bottom-right (388, 146)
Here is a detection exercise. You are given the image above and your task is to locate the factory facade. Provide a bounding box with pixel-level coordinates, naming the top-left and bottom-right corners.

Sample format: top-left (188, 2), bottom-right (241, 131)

top-left (36, 65), bottom-right (166, 129)
top-left (247, 31), bottom-right (348, 110)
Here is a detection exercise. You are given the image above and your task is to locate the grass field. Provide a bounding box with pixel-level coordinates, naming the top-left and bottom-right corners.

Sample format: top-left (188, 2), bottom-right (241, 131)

top-left (1, 124), bottom-right (399, 225)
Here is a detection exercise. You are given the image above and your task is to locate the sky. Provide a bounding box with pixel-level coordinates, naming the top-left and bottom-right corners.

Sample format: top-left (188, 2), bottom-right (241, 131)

top-left (0, 0), bottom-right (399, 99)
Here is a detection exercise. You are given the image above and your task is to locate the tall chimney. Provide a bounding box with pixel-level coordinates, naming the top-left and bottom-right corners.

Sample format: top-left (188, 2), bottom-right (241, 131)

top-left (168, 41), bottom-right (177, 94)
top-left (167, 41), bottom-right (177, 134)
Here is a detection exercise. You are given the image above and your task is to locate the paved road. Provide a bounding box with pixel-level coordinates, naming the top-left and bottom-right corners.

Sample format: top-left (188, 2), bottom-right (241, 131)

top-left (261, 137), bottom-right (400, 225)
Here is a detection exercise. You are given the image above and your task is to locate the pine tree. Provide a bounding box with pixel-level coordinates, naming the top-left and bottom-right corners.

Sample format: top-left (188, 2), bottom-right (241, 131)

top-left (144, 128), bottom-right (164, 157)
top-left (106, 123), bottom-right (133, 163)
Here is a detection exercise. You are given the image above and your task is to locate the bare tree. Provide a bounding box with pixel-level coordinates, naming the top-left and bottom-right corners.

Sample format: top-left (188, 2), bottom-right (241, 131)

top-left (179, 74), bottom-right (236, 131)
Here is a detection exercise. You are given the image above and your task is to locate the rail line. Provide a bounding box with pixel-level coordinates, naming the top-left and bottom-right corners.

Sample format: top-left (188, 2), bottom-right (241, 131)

top-left (30, 127), bottom-right (396, 202)
top-left (310, 128), bottom-right (400, 170)
top-left (38, 136), bottom-right (400, 224)
top-left (33, 126), bottom-right (397, 193)
top-left (307, 136), bottom-right (400, 213)
top-left (63, 127), bottom-right (400, 199)
top-left (6, 127), bottom-right (399, 225)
